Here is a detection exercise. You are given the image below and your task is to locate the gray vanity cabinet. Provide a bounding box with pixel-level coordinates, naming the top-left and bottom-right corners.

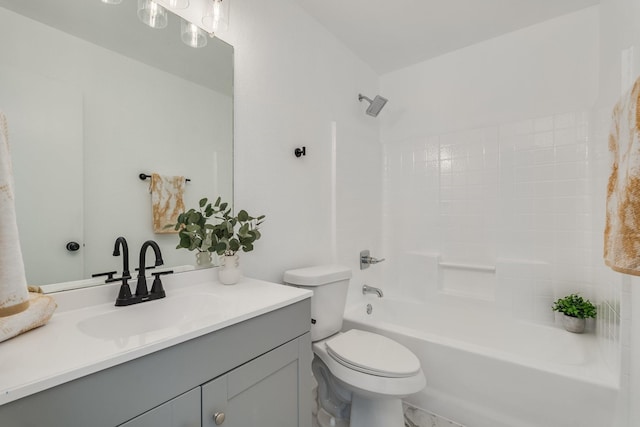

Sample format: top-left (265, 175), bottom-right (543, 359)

top-left (0, 299), bottom-right (312, 427)
top-left (119, 388), bottom-right (201, 427)
top-left (120, 337), bottom-right (306, 427)
top-left (202, 337), bottom-right (301, 427)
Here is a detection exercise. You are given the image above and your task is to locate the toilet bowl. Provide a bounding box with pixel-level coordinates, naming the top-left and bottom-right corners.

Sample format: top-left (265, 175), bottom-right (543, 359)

top-left (283, 265), bottom-right (425, 427)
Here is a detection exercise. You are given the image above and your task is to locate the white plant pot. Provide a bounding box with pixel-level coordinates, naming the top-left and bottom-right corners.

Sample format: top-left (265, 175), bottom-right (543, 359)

top-left (218, 254), bottom-right (242, 285)
top-left (562, 314), bottom-right (586, 334)
top-left (195, 251), bottom-right (213, 269)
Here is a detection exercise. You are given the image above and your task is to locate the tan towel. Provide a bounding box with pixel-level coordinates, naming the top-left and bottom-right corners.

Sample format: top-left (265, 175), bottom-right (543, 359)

top-left (0, 292), bottom-right (57, 343)
top-left (605, 76), bottom-right (640, 275)
top-left (0, 112), bottom-right (30, 317)
top-left (150, 173), bottom-right (186, 233)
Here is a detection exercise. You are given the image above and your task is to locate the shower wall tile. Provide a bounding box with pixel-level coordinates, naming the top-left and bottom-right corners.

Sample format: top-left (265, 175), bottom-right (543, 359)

top-left (383, 110), bottom-right (599, 323)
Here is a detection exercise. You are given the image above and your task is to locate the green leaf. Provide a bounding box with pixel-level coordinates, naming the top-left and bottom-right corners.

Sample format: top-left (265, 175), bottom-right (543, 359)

top-left (237, 210), bottom-right (249, 222)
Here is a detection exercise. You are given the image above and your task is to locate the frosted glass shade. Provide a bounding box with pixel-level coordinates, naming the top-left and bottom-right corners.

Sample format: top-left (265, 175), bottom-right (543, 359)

top-left (137, 0), bottom-right (168, 29)
top-left (202, 0), bottom-right (229, 33)
top-left (181, 19), bottom-right (207, 48)
top-left (158, 0), bottom-right (190, 9)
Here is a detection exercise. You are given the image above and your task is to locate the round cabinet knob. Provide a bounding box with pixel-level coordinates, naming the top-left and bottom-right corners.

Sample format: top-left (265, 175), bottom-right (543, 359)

top-left (66, 241), bottom-right (80, 252)
top-left (213, 412), bottom-right (225, 425)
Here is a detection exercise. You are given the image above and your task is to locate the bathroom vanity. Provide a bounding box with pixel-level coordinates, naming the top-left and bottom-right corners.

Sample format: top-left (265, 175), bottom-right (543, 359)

top-left (0, 269), bottom-right (312, 427)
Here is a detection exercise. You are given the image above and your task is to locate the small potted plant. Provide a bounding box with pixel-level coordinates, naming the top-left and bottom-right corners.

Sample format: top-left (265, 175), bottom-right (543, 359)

top-left (171, 197), bottom-right (265, 284)
top-left (552, 293), bottom-right (597, 334)
top-left (171, 197), bottom-right (218, 268)
top-left (208, 197), bottom-right (265, 258)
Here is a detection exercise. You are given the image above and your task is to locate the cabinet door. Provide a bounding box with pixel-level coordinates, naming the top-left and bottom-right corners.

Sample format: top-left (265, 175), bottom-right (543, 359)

top-left (119, 388), bottom-right (201, 427)
top-left (202, 339), bottom-right (302, 427)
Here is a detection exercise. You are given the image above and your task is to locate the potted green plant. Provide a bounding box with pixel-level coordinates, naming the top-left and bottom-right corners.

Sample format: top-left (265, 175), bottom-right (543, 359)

top-left (171, 197), bottom-right (218, 268)
top-left (208, 197), bottom-right (265, 257)
top-left (552, 293), bottom-right (597, 333)
top-left (209, 197), bottom-right (264, 285)
top-left (171, 197), bottom-right (265, 283)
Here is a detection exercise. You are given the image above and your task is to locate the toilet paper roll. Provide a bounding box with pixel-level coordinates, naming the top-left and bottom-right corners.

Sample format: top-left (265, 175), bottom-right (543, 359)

top-left (0, 112), bottom-right (30, 317)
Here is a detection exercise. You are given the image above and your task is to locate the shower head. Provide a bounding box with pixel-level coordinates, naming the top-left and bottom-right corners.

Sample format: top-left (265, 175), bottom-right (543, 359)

top-left (358, 93), bottom-right (388, 117)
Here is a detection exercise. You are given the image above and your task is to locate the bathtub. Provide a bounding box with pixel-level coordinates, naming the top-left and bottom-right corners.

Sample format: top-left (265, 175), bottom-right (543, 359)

top-left (342, 297), bottom-right (619, 427)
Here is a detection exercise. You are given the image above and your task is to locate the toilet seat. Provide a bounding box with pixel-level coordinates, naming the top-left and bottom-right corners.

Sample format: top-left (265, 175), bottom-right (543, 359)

top-left (325, 329), bottom-right (420, 378)
top-left (312, 330), bottom-right (426, 399)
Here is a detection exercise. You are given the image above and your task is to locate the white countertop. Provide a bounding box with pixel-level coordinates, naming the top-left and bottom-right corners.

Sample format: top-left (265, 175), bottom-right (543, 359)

top-left (0, 268), bottom-right (311, 406)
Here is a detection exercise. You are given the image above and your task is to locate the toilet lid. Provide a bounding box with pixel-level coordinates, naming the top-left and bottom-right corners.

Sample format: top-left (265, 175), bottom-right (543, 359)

top-left (325, 329), bottom-right (420, 378)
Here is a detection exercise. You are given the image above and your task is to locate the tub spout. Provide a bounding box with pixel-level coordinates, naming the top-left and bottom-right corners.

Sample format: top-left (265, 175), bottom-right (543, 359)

top-left (362, 284), bottom-right (383, 298)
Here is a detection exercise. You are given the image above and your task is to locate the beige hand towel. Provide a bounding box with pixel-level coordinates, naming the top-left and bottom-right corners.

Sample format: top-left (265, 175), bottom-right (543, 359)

top-left (605, 76), bottom-right (640, 275)
top-left (0, 112), bottom-right (30, 317)
top-left (150, 173), bottom-right (186, 233)
top-left (0, 292), bottom-right (57, 343)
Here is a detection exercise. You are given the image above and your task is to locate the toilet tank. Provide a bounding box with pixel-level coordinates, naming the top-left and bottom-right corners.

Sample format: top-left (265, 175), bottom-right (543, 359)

top-left (283, 265), bottom-right (352, 341)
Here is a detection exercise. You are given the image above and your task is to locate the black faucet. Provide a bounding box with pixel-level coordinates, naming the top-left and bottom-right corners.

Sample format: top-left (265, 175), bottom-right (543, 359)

top-left (135, 240), bottom-right (164, 299)
top-left (113, 236), bottom-right (131, 279)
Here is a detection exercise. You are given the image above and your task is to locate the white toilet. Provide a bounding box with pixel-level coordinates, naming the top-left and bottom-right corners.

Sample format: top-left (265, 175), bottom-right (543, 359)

top-left (283, 265), bottom-right (425, 427)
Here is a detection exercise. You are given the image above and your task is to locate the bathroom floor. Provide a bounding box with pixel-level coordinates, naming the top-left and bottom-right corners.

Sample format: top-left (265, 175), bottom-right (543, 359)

top-left (404, 403), bottom-right (465, 427)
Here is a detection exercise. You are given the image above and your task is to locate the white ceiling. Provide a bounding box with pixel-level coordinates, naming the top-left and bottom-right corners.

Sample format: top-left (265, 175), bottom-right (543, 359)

top-left (291, 0), bottom-right (600, 74)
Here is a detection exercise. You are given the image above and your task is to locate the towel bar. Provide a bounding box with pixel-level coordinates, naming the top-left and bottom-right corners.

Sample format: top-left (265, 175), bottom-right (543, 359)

top-left (139, 173), bottom-right (191, 182)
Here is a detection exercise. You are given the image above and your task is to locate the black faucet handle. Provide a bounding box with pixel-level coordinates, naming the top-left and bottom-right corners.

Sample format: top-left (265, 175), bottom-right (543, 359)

top-left (109, 276), bottom-right (138, 306)
top-left (153, 270), bottom-right (174, 277)
top-left (135, 265), bottom-right (158, 273)
top-left (149, 270), bottom-right (173, 299)
top-left (92, 271), bottom-right (117, 281)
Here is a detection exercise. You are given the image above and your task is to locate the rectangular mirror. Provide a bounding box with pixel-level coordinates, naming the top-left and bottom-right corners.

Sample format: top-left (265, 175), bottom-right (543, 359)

top-left (0, 0), bottom-right (233, 286)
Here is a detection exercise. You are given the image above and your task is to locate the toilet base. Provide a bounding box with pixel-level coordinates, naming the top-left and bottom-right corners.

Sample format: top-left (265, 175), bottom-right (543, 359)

top-left (350, 394), bottom-right (404, 427)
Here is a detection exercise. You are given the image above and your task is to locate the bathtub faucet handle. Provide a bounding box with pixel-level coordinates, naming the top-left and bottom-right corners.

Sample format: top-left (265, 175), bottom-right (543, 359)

top-left (362, 284), bottom-right (384, 298)
top-left (360, 249), bottom-right (386, 269)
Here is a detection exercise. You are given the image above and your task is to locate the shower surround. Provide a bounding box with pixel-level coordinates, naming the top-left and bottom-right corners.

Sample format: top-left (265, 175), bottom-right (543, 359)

top-left (380, 108), bottom-right (620, 369)
top-left (366, 5), bottom-right (627, 425)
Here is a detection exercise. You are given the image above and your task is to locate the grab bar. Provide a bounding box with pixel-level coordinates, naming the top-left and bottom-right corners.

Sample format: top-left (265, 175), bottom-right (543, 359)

top-left (438, 262), bottom-right (496, 273)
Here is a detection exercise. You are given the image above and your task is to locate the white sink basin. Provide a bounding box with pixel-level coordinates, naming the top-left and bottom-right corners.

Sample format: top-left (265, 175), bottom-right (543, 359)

top-left (77, 293), bottom-right (226, 339)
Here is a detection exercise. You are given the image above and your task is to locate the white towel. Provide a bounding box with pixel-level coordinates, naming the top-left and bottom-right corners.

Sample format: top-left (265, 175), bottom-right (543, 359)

top-left (0, 112), bottom-right (30, 317)
top-left (0, 292), bottom-right (57, 343)
top-left (604, 76), bottom-right (640, 275)
top-left (150, 173), bottom-right (186, 233)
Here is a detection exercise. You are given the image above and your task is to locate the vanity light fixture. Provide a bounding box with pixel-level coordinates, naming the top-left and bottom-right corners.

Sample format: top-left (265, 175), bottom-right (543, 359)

top-left (181, 19), bottom-right (207, 48)
top-left (202, 0), bottom-right (229, 33)
top-left (103, 0), bottom-right (229, 47)
top-left (137, 0), bottom-right (169, 29)
top-left (158, 0), bottom-right (190, 9)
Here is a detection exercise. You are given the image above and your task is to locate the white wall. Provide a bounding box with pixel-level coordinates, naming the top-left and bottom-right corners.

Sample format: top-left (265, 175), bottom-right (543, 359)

top-left (222, 0), bottom-right (383, 294)
top-left (378, 7), bottom-right (600, 315)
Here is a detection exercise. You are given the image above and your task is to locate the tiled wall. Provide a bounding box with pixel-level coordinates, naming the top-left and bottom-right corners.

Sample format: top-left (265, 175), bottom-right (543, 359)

top-left (383, 110), bottom-right (598, 324)
top-left (592, 106), bottom-right (627, 419)
top-left (383, 109), bottom-right (626, 409)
